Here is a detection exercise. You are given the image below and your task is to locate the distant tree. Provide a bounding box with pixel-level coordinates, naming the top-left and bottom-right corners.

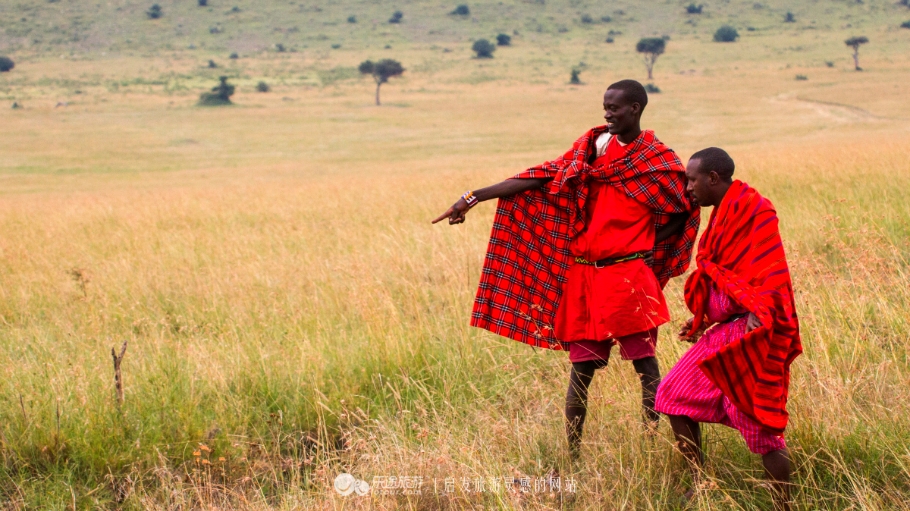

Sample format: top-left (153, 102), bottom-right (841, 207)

top-left (147, 4), bottom-right (163, 19)
top-left (198, 0), bottom-right (207, 6)
top-left (901, 20), bottom-right (910, 29)
top-left (0, 56), bottom-right (14, 72)
top-left (198, 76), bottom-right (235, 106)
top-left (389, 11), bottom-right (403, 23)
top-left (208, 60), bottom-right (217, 68)
top-left (347, 15), bottom-right (357, 23)
top-left (496, 33), bottom-right (511, 46)
top-left (359, 59), bottom-right (404, 106)
top-left (472, 39), bottom-right (495, 58)
top-left (714, 25), bottom-right (739, 42)
top-left (844, 36), bottom-right (868, 71)
top-left (784, 11), bottom-right (795, 23)
top-left (636, 37), bottom-right (665, 80)
top-left (256, 81), bottom-right (270, 92)
top-left (570, 68), bottom-right (582, 84)
top-left (451, 4), bottom-right (470, 16)
top-left (686, 3), bottom-right (703, 14)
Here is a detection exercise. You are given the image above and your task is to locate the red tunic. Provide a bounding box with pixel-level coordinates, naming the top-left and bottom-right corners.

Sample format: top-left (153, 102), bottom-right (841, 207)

top-left (554, 136), bottom-right (670, 342)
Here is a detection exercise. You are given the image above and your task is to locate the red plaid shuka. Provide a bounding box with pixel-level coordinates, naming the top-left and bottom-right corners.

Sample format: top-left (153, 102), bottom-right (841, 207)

top-left (471, 127), bottom-right (699, 349)
top-left (686, 180), bottom-right (802, 435)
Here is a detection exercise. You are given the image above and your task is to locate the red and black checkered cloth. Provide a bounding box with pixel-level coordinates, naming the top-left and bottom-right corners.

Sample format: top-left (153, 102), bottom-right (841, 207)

top-left (471, 127), bottom-right (699, 350)
top-left (687, 180), bottom-right (802, 435)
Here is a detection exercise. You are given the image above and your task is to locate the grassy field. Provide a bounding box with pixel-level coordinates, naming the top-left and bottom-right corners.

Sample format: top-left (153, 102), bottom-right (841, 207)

top-left (3, 0), bottom-right (910, 509)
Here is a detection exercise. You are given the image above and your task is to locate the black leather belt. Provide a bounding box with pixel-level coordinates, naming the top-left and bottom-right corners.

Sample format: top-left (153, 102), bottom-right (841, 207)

top-left (574, 251), bottom-right (649, 269)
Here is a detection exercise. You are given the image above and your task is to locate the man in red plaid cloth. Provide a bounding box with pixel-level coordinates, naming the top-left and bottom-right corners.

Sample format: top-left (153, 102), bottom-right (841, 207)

top-left (433, 79), bottom-right (699, 456)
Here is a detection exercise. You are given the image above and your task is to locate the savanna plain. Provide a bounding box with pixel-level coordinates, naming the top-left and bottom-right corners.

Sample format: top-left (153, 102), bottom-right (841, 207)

top-left (2, 0), bottom-right (910, 509)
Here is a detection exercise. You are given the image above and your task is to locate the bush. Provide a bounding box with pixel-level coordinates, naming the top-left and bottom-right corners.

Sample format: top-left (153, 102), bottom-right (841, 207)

top-left (389, 11), bottom-right (403, 23)
top-left (686, 3), bottom-right (703, 14)
top-left (229, 52), bottom-right (239, 59)
top-left (230, 6), bottom-right (240, 12)
top-left (901, 20), bottom-right (910, 29)
top-left (645, 83), bottom-right (661, 93)
top-left (825, 60), bottom-right (834, 67)
top-left (795, 74), bottom-right (808, 80)
top-left (256, 81), bottom-right (270, 92)
top-left (209, 26), bottom-right (223, 34)
top-left (496, 33), bottom-right (511, 46)
top-left (198, 76), bottom-right (235, 106)
top-left (207, 60), bottom-right (217, 68)
top-left (605, 36), bottom-right (614, 43)
top-left (570, 69), bottom-right (582, 84)
top-left (0, 56), bottom-right (14, 72)
top-left (147, 4), bottom-right (162, 19)
top-left (714, 25), bottom-right (739, 42)
top-left (451, 4), bottom-right (470, 16)
top-left (275, 43), bottom-right (286, 52)
top-left (331, 44), bottom-right (341, 49)
top-left (580, 14), bottom-right (593, 23)
top-left (472, 39), bottom-right (495, 58)
top-left (348, 15), bottom-right (357, 23)
top-left (601, 15), bottom-right (612, 22)
top-left (198, 0), bottom-right (207, 6)
top-left (785, 11), bottom-right (795, 23)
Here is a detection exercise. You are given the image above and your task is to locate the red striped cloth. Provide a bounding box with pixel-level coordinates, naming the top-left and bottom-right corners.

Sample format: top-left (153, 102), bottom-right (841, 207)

top-left (471, 127), bottom-right (699, 350)
top-left (686, 180), bottom-right (802, 436)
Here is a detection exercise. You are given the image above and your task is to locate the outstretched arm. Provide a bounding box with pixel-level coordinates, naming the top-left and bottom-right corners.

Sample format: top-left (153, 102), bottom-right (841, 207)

top-left (432, 177), bottom-right (552, 225)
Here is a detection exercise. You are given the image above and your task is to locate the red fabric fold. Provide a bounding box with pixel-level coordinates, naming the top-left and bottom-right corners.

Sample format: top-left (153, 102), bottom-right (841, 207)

top-left (686, 180), bottom-right (802, 435)
top-left (470, 127), bottom-right (699, 349)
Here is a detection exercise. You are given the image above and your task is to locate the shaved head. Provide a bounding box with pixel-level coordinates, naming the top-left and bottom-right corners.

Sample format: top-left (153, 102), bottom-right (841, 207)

top-left (607, 79), bottom-right (648, 112)
top-left (690, 147), bottom-right (735, 181)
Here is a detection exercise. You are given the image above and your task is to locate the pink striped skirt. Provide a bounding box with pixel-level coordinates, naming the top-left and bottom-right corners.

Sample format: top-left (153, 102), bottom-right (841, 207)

top-left (655, 290), bottom-right (786, 455)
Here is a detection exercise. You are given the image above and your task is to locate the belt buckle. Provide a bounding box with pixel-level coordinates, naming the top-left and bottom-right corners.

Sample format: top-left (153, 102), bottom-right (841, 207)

top-left (594, 258), bottom-right (607, 269)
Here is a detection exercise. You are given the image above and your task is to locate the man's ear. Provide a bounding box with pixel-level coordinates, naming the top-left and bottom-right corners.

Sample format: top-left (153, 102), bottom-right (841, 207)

top-left (630, 102), bottom-right (641, 116)
top-left (708, 170), bottom-right (720, 186)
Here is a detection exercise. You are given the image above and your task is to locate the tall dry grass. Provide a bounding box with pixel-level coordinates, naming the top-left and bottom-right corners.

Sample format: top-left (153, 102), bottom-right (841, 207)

top-left (1, 136), bottom-right (909, 509)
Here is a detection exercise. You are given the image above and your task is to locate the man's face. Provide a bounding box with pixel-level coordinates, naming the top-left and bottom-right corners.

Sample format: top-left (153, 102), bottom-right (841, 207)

top-left (685, 158), bottom-right (713, 208)
top-left (602, 89), bottom-right (640, 136)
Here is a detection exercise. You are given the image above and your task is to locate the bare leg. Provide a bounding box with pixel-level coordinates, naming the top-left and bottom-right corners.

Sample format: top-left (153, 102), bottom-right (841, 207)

top-left (632, 356), bottom-right (661, 427)
top-left (762, 448), bottom-right (792, 511)
top-left (565, 360), bottom-right (602, 459)
top-left (668, 414), bottom-right (703, 499)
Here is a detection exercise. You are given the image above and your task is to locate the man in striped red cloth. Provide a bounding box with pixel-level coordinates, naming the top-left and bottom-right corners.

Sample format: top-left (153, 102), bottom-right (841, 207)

top-left (655, 147), bottom-right (802, 510)
top-left (433, 80), bottom-right (699, 456)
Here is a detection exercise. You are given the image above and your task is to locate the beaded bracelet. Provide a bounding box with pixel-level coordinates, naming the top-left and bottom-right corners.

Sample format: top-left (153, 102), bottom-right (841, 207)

top-left (461, 191), bottom-right (479, 208)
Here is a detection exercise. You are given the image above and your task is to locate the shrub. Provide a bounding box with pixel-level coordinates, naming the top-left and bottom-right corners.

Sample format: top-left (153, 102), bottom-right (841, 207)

top-left (605, 36), bottom-right (614, 43)
top-left (198, 76), bottom-right (234, 106)
top-left (230, 6), bottom-right (240, 12)
top-left (644, 83), bottom-right (661, 93)
top-left (359, 59), bottom-right (404, 105)
top-left (389, 11), bottom-right (403, 23)
top-left (785, 11), bottom-right (795, 23)
top-left (580, 14), bottom-right (593, 24)
top-left (209, 26), bottom-right (223, 34)
top-left (496, 33), bottom-right (511, 46)
top-left (348, 15), bottom-right (357, 23)
top-left (714, 25), bottom-right (739, 42)
top-left (472, 39), bottom-right (495, 58)
top-left (569, 68), bottom-right (582, 84)
top-left (198, 0), bottom-right (207, 6)
top-left (901, 20), bottom-right (910, 29)
top-left (331, 44), bottom-right (341, 49)
top-left (256, 81), bottom-right (270, 92)
top-left (275, 43), bottom-right (286, 52)
top-left (229, 52), bottom-right (239, 59)
top-left (601, 15), bottom-right (612, 22)
top-left (686, 3), bottom-right (703, 14)
top-left (207, 60), bottom-right (217, 68)
top-left (451, 4), bottom-right (470, 16)
top-left (795, 74), bottom-right (808, 80)
top-left (147, 4), bottom-right (162, 19)
top-left (0, 56), bottom-right (14, 72)
top-left (825, 60), bottom-right (834, 67)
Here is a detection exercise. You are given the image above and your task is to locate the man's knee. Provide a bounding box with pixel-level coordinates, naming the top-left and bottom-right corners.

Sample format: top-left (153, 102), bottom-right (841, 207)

top-left (632, 356), bottom-right (660, 377)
